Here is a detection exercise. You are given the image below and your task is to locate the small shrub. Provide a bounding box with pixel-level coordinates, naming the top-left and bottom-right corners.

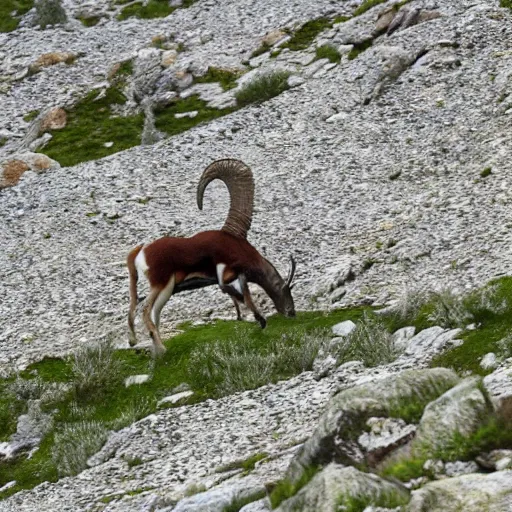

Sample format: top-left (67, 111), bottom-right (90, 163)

top-left (184, 482), bottom-right (207, 497)
top-left (427, 290), bottom-right (474, 329)
top-left (8, 376), bottom-right (47, 401)
top-left (51, 421), bottom-right (109, 476)
top-left (315, 44), bottom-right (341, 63)
top-left (353, 0), bottom-right (387, 16)
top-left (480, 166), bottom-right (492, 178)
top-left (222, 490), bottom-right (266, 512)
top-left (235, 70), bottom-right (291, 107)
top-left (124, 455), bottom-right (143, 468)
top-left (71, 338), bottom-right (123, 401)
top-left (109, 396), bottom-right (155, 430)
top-left (34, 0), bottom-right (68, 28)
top-left (23, 110), bottom-right (40, 122)
top-left (250, 42), bottom-right (271, 59)
top-left (336, 312), bottom-right (401, 367)
top-left (188, 326), bottom-right (327, 397)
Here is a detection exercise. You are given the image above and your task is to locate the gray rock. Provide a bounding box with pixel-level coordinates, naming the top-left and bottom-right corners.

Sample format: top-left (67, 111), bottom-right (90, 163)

top-left (286, 368), bottom-right (459, 482)
top-left (124, 374), bottom-right (151, 387)
top-left (412, 377), bottom-right (490, 455)
top-left (391, 327), bottom-right (416, 352)
top-left (483, 366), bottom-right (512, 422)
top-left (157, 390), bottom-right (194, 407)
top-left (480, 352), bottom-right (498, 370)
top-left (443, 460), bottom-right (479, 477)
top-left (476, 450), bottom-right (512, 471)
top-left (275, 464), bottom-right (409, 512)
top-left (164, 479), bottom-right (265, 512)
top-left (133, 48), bottom-right (162, 101)
top-left (239, 498), bottom-right (271, 511)
top-left (407, 471), bottom-right (512, 512)
top-left (331, 320), bottom-right (356, 337)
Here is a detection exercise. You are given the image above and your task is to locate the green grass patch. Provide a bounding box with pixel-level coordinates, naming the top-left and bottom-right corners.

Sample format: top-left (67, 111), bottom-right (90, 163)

top-left (117, 0), bottom-right (196, 20)
top-left (155, 94), bottom-right (235, 136)
top-left (0, 308), bottom-right (365, 499)
top-left (480, 166), bottom-right (492, 178)
top-left (353, 0), bottom-right (388, 16)
top-left (500, 0), bottom-right (512, 9)
top-left (217, 452), bottom-right (268, 474)
top-left (431, 277), bottom-right (512, 375)
top-left (381, 416), bottom-right (512, 482)
top-left (250, 42), bottom-right (271, 59)
top-left (281, 18), bottom-right (332, 52)
top-left (196, 67), bottom-right (243, 91)
top-left (315, 44), bottom-right (341, 63)
top-left (348, 39), bottom-right (373, 60)
top-left (40, 87), bottom-right (143, 167)
top-left (222, 490), bottom-right (267, 512)
top-left (0, 0), bottom-right (34, 32)
top-left (77, 15), bottom-right (101, 27)
top-left (235, 70), bottom-right (291, 107)
top-left (269, 465), bottom-right (320, 508)
top-left (23, 110), bottom-right (40, 122)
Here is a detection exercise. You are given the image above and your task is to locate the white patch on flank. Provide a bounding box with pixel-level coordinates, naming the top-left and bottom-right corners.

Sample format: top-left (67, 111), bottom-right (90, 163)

top-left (216, 263), bottom-right (226, 286)
top-left (231, 278), bottom-right (242, 294)
top-left (135, 247), bottom-right (149, 274)
top-left (152, 274), bottom-right (175, 326)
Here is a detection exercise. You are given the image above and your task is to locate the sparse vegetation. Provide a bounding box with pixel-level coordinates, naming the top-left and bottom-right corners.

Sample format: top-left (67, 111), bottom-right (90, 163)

top-left (250, 42), bottom-right (271, 59)
top-left (216, 452), bottom-right (268, 474)
top-left (196, 67), bottom-right (243, 91)
top-left (281, 18), bottom-right (332, 51)
top-left (77, 15), bottom-right (101, 27)
top-left (71, 338), bottom-right (123, 401)
top-left (51, 421), bottom-right (109, 476)
top-left (189, 326), bottom-right (328, 397)
top-left (347, 39), bottom-right (373, 60)
top-left (480, 166), bottom-right (492, 178)
top-left (34, 0), bottom-right (68, 29)
top-left (117, 0), bottom-right (196, 20)
top-left (315, 44), bottom-right (341, 63)
top-left (222, 490), bottom-right (267, 512)
top-left (336, 312), bottom-right (401, 367)
top-left (154, 94), bottom-right (235, 136)
top-left (500, 0), bottom-right (512, 9)
top-left (0, 309), bottom-right (365, 498)
top-left (40, 87), bottom-right (144, 166)
top-left (23, 110), bottom-right (40, 122)
top-left (269, 465), bottom-right (320, 508)
top-left (0, 0), bottom-right (34, 32)
top-left (235, 70), bottom-right (291, 107)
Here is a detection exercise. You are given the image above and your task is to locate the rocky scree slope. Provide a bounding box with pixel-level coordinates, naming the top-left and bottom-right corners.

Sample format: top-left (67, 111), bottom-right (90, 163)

top-left (1, 0), bottom-right (512, 368)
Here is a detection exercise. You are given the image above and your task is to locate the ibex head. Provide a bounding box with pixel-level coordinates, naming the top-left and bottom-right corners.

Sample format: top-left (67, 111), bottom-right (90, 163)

top-left (267, 255), bottom-right (296, 318)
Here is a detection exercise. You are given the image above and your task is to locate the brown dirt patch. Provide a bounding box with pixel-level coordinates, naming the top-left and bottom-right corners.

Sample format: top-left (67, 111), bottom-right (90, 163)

top-left (1, 160), bottom-right (30, 188)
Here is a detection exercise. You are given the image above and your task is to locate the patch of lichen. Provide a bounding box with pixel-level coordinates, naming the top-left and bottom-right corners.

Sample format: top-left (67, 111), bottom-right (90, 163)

top-left (40, 87), bottom-right (143, 167)
top-left (0, 0), bottom-right (34, 32)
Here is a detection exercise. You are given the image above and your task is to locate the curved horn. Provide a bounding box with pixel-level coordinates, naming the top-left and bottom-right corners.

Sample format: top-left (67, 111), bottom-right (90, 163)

top-left (286, 255), bottom-right (296, 288)
top-left (197, 159), bottom-right (254, 239)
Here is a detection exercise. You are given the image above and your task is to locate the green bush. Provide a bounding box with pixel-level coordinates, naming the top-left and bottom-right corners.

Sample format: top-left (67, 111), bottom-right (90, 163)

top-left (51, 421), bottom-right (109, 476)
top-left (337, 312), bottom-right (401, 367)
top-left (188, 326), bottom-right (328, 397)
top-left (235, 70), bottom-right (291, 107)
top-left (72, 338), bottom-right (123, 401)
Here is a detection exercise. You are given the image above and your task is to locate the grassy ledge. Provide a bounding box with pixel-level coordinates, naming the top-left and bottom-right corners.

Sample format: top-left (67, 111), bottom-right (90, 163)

top-left (0, 0), bottom-right (33, 32)
top-left (0, 308), bottom-right (365, 500)
top-left (195, 67), bottom-right (243, 91)
top-left (117, 0), bottom-right (196, 21)
top-left (40, 87), bottom-right (143, 167)
top-left (235, 70), bottom-right (291, 107)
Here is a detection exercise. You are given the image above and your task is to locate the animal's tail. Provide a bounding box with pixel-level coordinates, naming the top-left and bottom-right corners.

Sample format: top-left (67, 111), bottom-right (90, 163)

top-left (127, 244), bottom-right (144, 346)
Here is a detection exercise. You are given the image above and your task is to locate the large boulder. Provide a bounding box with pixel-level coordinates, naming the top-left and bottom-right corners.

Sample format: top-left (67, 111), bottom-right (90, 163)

top-left (407, 471), bottom-right (512, 512)
top-left (286, 368), bottom-right (459, 483)
top-left (483, 365), bottom-right (512, 422)
top-left (276, 464), bottom-right (409, 512)
top-left (412, 377), bottom-right (491, 455)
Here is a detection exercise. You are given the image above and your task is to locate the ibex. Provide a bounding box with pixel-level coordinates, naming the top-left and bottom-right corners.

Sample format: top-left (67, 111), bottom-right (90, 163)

top-left (127, 159), bottom-right (296, 355)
